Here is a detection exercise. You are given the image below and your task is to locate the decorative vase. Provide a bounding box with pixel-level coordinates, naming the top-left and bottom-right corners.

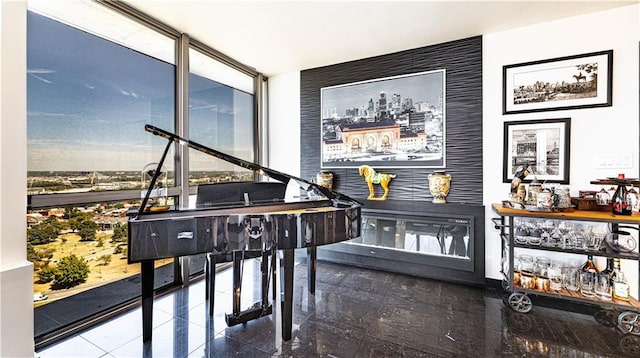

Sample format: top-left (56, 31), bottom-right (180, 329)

top-left (428, 171), bottom-right (451, 204)
top-left (316, 171), bottom-right (334, 189)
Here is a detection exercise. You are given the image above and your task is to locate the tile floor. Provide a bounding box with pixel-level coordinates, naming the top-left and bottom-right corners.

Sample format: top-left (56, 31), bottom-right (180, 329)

top-left (36, 258), bottom-right (640, 357)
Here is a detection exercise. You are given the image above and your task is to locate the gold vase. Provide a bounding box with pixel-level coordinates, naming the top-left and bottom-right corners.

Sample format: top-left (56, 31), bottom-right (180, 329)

top-left (428, 171), bottom-right (451, 204)
top-left (316, 171), bottom-right (333, 189)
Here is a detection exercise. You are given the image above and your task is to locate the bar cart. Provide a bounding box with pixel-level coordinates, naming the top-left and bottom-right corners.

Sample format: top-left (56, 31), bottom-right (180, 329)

top-left (492, 203), bottom-right (640, 336)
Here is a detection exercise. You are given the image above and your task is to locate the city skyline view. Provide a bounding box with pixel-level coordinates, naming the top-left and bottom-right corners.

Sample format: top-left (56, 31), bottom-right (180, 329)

top-left (321, 70), bottom-right (444, 118)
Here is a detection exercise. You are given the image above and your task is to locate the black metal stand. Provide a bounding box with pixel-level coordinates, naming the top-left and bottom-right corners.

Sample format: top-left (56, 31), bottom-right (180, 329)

top-left (224, 250), bottom-right (274, 326)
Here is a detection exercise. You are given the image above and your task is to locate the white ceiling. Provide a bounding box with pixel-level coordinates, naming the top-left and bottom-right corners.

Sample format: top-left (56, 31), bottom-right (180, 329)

top-left (124, 1), bottom-right (637, 76)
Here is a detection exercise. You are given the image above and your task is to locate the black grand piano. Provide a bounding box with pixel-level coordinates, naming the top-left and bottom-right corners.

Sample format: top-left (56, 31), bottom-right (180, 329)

top-left (128, 125), bottom-right (362, 341)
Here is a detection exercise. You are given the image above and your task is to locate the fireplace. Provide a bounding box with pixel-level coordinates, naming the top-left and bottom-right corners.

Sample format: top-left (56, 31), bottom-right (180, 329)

top-left (318, 200), bottom-right (485, 285)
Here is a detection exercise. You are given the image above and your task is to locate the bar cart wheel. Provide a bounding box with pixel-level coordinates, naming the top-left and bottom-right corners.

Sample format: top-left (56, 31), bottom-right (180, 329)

top-left (618, 311), bottom-right (640, 336)
top-left (619, 335), bottom-right (640, 355)
top-left (508, 292), bottom-right (532, 313)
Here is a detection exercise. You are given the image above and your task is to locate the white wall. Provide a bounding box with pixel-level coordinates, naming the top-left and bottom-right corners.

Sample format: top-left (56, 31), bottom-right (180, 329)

top-left (268, 72), bottom-right (301, 176)
top-left (483, 4), bottom-right (639, 290)
top-left (0, 1), bottom-right (35, 357)
top-left (270, 5), bottom-right (640, 290)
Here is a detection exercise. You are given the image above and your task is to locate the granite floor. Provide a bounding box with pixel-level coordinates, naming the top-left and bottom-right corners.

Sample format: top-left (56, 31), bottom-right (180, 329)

top-left (36, 258), bottom-right (640, 357)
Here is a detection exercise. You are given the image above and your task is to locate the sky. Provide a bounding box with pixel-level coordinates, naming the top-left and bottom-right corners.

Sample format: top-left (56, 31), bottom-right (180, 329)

top-left (321, 70), bottom-right (444, 116)
top-left (27, 11), bottom-right (253, 172)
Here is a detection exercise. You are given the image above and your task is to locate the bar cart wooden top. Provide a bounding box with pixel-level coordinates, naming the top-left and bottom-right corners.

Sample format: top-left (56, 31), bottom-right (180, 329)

top-left (492, 203), bottom-right (640, 224)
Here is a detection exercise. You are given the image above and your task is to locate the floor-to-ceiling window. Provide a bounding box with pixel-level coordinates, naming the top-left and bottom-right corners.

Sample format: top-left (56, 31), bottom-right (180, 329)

top-left (27, 0), bottom-right (261, 347)
top-left (187, 46), bottom-right (256, 185)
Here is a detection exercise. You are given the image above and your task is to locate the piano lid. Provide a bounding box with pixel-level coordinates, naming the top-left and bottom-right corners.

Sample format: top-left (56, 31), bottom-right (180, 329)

top-left (138, 125), bottom-right (360, 215)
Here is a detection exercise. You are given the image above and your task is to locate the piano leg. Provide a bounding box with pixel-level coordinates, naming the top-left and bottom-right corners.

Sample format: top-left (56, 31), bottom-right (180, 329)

top-left (261, 249), bottom-right (269, 306)
top-left (205, 253), bottom-right (216, 315)
top-left (272, 249), bottom-right (278, 300)
top-left (307, 246), bottom-right (316, 294)
top-left (176, 256), bottom-right (190, 287)
top-left (141, 260), bottom-right (154, 342)
top-left (281, 248), bottom-right (294, 341)
top-left (231, 251), bottom-right (242, 317)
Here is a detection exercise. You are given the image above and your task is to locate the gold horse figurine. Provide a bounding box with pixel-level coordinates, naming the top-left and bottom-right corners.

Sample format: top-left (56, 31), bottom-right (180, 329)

top-left (358, 165), bottom-right (396, 200)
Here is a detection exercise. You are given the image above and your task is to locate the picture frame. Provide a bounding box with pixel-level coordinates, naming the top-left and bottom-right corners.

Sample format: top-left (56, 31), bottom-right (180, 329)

top-left (320, 70), bottom-right (445, 168)
top-left (503, 118), bottom-right (571, 184)
top-left (503, 50), bottom-right (612, 114)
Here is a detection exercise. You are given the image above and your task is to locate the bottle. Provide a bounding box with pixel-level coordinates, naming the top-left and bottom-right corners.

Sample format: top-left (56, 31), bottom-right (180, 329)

top-left (612, 185), bottom-right (632, 215)
top-left (601, 258), bottom-right (614, 282)
top-left (595, 258), bottom-right (614, 300)
top-left (610, 258), bottom-right (621, 283)
top-left (581, 254), bottom-right (598, 273)
top-left (612, 258), bottom-right (630, 301)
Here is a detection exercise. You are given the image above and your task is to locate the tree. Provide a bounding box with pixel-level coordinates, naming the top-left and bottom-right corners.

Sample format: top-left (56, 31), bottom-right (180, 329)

top-left (63, 207), bottom-right (81, 220)
top-left (111, 222), bottom-right (127, 243)
top-left (113, 244), bottom-right (125, 255)
top-left (27, 222), bottom-right (59, 245)
top-left (78, 220), bottom-right (99, 241)
top-left (27, 243), bottom-right (55, 269)
top-left (97, 254), bottom-right (112, 266)
top-left (68, 212), bottom-right (93, 232)
top-left (37, 265), bottom-right (57, 284)
top-left (51, 254), bottom-right (90, 290)
top-left (27, 243), bottom-right (39, 263)
top-left (42, 216), bottom-right (66, 233)
top-left (68, 218), bottom-right (82, 233)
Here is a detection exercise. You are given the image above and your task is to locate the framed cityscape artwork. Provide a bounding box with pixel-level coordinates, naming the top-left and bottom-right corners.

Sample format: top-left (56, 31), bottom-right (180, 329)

top-left (503, 50), bottom-right (612, 114)
top-left (320, 70), bottom-right (446, 168)
top-left (503, 118), bottom-right (571, 184)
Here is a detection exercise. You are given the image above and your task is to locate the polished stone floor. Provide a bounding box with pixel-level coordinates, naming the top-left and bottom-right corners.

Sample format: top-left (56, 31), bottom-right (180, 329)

top-left (36, 258), bottom-right (640, 357)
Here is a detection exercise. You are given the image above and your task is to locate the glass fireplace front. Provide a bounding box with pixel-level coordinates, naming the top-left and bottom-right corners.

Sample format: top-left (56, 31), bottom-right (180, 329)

top-left (318, 201), bottom-right (485, 285)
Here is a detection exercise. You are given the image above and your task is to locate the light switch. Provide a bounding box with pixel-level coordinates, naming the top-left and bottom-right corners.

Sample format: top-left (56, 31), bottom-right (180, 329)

top-left (594, 153), bottom-right (633, 169)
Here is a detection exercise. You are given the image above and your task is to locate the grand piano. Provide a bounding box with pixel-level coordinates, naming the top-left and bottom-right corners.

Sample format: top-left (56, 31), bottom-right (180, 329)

top-left (128, 125), bottom-right (362, 341)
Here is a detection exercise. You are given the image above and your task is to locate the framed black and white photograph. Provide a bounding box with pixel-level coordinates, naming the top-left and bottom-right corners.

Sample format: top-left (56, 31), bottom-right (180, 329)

top-left (503, 118), bottom-right (571, 184)
top-left (320, 70), bottom-right (445, 168)
top-left (503, 50), bottom-right (612, 114)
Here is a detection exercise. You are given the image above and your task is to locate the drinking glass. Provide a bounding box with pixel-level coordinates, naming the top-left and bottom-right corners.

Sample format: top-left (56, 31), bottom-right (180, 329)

top-left (580, 270), bottom-right (596, 297)
top-left (548, 262), bottom-right (563, 290)
top-left (557, 222), bottom-right (575, 249)
top-left (563, 267), bottom-right (580, 292)
top-left (595, 273), bottom-right (612, 300)
top-left (584, 229), bottom-right (604, 251)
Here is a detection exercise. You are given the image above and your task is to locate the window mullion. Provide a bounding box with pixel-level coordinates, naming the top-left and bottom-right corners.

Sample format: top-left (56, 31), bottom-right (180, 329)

top-left (176, 33), bottom-right (190, 209)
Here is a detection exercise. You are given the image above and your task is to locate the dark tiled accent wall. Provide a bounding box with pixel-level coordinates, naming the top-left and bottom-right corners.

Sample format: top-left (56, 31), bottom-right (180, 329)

top-left (300, 36), bottom-right (483, 204)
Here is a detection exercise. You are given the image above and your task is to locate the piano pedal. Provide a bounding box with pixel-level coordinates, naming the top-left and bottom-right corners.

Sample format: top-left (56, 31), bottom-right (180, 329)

top-left (224, 302), bottom-right (273, 327)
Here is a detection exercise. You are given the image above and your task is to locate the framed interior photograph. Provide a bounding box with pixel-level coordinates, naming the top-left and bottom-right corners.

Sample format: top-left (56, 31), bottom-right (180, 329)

top-left (503, 50), bottom-right (612, 114)
top-left (320, 70), bottom-right (446, 168)
top-left (503, 118), bottom-right (571, 184)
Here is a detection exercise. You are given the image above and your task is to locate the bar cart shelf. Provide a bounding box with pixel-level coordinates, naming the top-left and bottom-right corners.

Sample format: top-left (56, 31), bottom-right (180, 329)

top-left (492, 203), bottom-right (640, 336)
